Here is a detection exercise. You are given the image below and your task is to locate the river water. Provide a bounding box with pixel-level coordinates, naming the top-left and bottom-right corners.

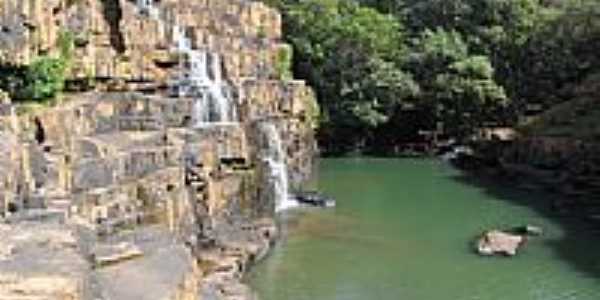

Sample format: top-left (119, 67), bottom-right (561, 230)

top-left (247, 158), bottom-right (600, 300)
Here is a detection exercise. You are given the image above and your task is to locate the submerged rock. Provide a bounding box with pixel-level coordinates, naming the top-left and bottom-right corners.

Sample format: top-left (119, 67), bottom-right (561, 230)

top-left (476, 230), bottom-right (525, 256)
top-left (511, 225), bottom-right (543, 236)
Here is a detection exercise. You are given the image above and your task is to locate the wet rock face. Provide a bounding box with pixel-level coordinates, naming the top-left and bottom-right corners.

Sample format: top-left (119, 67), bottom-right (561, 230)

top-left (0, 0), bottom-right (317, 216)
top-left (0, 0), bottom-right (288, 83)
top-left (0, 1), bottom-right (316, 299)
top-left (0, 0), bottom-right (317, 183)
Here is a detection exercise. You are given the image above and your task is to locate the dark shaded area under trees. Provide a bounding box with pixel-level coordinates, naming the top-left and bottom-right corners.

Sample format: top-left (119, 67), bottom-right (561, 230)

top-left (263, 0), bottom-right (600, 156)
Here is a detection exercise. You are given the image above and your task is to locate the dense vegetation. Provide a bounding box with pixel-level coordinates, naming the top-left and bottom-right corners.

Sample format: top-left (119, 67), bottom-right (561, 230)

top-left (263, 0), bottom-right (600, 155)
top-left (0, 31), bottom-right (73, 103)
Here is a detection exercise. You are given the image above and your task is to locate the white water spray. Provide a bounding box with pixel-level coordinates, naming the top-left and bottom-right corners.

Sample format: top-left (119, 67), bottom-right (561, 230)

top-left (136, 0), bottom-right (159, 19)
top-left (171, 25), bottom-right (238, 126)
top-left (260, 122), bottom-right (296, 212)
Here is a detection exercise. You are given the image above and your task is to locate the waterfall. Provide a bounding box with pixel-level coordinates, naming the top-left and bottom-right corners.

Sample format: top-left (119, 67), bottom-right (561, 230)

top-left (171, 25), bottom-right (238, 126)
top-left (10, 106), bottom-right (18, 133)
top-left (132, 1), bottom-right (238, 126)
top-left (136, 0), bottom-right (159, 19)
top-left (172, 25), bottom-right (191, 53)
top-left (260, 122), bottom-right (296, 212)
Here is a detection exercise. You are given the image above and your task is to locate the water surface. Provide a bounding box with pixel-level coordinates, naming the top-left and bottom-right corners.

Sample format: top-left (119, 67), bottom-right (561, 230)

top-left (248, 158), bottom-right (600, 300)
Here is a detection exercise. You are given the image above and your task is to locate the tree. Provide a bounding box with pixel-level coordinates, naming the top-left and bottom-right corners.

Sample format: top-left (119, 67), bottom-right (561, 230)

top-left (264, 0), bottom-right (600, 154)
top-left (410, 29), bottom-right (508, 138)
top-left (513, 1), bottom-right (600, 109)
top-left (283, 0), bottom-right (418, 153)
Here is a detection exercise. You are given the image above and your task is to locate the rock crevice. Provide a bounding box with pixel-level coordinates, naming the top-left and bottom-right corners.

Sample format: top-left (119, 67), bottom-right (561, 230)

top-left (100, 0), bottom-right (127, 54)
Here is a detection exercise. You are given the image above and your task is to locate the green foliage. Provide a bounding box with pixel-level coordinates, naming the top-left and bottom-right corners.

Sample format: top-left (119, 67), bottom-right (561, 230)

top-left (409, 28), bottom-right (469, 81)
top-left (0, 31), bottom-right (73, 102)
top-left (281, 0), bottom-right (418, 151)
top-left (266, 0), bottom-right (600, 154)
top-left (275, 46), bottom-right (293, 80)
top-left (451, 56), bottom-right (494, 79)
top-left (511, 1), bottom-right (600, 108)
top-left (304, 90), bottom-right (321, 130)
top-left (257, 25), bottom-right (267, 39)
top-left (409, 28), bottom-right (508, 138)
top-left (417, 29), bottom-right (468, 62)
top-left (57, 31), bottom-right (75, 62)
top-left (22, 57), bottom-right (67, 101)
top-left (21, 30), bottom-right (74, 101)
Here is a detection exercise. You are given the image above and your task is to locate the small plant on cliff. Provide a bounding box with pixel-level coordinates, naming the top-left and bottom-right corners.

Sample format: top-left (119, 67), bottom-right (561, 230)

top-left (18, 31), bottom-right (74, 101)
top-left (57, 31), bottom-right (75, 62)
top-left (21, 57), bottom-right (67, 101)
top-left (257, 25), bottom-right (267, 40)
top-left (305, 90), bottom-right (321, 129)
top-left (0, 31), bottom-right (75, 102)
top-left (275, 46), bottom-right (293, 81)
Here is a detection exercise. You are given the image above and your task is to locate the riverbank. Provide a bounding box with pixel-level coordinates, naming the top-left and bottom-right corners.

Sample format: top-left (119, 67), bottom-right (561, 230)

top-left (452, 138), bottom-right (600, 226)
top-left (0, 215), bottom-right (279, 300)
top-left (196, 218), bottom-right (278, 300)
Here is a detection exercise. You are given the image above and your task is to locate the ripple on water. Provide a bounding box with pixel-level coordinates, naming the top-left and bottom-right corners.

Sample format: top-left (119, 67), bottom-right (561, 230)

top-left (249, 159), bottom-right (600, 300)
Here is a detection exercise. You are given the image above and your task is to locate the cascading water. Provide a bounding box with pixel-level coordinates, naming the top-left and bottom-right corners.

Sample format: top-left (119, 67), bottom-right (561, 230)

top-left (260, 122), bottom-right (296, 212)
top-left (172, 25), bottom-right (191, 53)
top-left (134, 0), bottom-right (238, 126)
top-left (136, 0), bottom-right (159, 19)
top-left (171, 25), bottom-right (238, 126)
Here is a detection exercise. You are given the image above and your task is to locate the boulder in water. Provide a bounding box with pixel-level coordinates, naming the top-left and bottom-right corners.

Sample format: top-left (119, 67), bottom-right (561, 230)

top-left (476, 230), bottom-right (525, 256)
top-left (292, 191), bottom-right (335, 208)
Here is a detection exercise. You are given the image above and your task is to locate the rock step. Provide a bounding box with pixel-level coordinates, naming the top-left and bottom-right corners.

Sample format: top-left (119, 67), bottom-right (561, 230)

top-left (0, 296), bottom-right (55, 300)
top-left (45, 196), bottom-right (71, 207)
top-left (44, 197), bottom-right (73, 220)
top-left (93, 242), bottom-right (144, 267)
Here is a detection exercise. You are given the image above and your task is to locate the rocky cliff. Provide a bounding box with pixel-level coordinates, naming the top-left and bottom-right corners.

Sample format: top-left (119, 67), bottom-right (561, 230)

top-left (0, 1), bottom-right (317, 299)
top-left (496, 77), bottom-right (600, 216)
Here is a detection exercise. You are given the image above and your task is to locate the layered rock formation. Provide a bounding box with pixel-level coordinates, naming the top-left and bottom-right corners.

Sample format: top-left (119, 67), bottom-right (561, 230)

top-left (498, 86), bottom-right (600, 213)
top-left (0, 0), bottom-right (317, 299)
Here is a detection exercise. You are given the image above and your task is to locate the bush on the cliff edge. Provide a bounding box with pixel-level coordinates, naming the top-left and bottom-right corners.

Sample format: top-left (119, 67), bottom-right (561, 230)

top-left (0, 31), bottom-right (73, 103)
top-left (21, 57), bottom-right (68, 101)
top-left (0, 56), bottom-right (66, 103)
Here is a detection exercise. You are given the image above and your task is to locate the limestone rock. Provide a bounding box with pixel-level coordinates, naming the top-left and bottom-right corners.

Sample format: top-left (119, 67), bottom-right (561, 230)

top-left (0, 1), bottom-right (317, 299)
top-left (0, 222), bottom-right (88, 300)
top-left (0, 90), bottom-right (10, 105)
top-left (197, 218), bottom-right (275, 300)
top-left (94, 227), bottom-right (200, 300)
top-left (0, 274), bottom-right (82, 300)
top-left (93, 242), bottom-right (143, 267)
top-left (476, 230), bottom-right (525, 256)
